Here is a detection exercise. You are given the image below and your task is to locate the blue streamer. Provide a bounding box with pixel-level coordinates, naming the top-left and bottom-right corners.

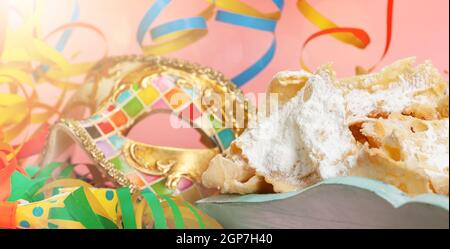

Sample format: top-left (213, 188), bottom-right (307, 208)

top-left (232, 39), bottom-right (276, 86)
top-left (137, 0), bottom-right (171, 44)
top-left (137, 0), bottom-right (208, 48)
top-left (34, 0), bottom-right (80, 77)
top-left (273, 0), bottom-right (285, 10)
top-left (136, 0), bottom-right (285, 87)
top-left (150, 17), bottom-right (207, 40)
top-left (215, 0), bottom-right (284, 87)
top-left (54, 0), bottom-right (80, 52)
top-left (216, 11), bottom-right (276, 32)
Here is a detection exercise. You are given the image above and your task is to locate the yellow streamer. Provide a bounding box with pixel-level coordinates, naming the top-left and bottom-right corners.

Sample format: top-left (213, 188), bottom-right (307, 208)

top-left (206, 0), bottom-right (281, 20)
top-left (36, 179), bottom-right (93, 195)
top-left (0, 1), bottom-right (107, 153)
top-left (142, 4), bottom-right (214, 55)
top-left (297, 0), bottom-right (367, 48)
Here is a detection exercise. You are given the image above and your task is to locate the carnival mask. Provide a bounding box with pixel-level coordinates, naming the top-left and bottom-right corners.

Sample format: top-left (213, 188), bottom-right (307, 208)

top-left (40, 55), bottom-right (251, 199)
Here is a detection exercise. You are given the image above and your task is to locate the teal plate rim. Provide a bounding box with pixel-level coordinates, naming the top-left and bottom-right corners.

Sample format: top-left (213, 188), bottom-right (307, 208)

top-left (196, 176), bottom-right (449, 211)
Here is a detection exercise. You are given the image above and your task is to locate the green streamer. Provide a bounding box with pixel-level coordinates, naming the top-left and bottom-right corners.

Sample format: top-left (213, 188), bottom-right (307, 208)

top-left (97, 215), bottom-right (118, 229)
top-left (117, 187), bottom-right (137, 229)
top-left (183, 201), bottom-right (205, 229)
top-left (160, 194), bottom-right (185, 229)
top-left (48, 207), bottom-right (73, 221)
top-left (24, 165), bottom-right (40, 177)
top-left (7, 171), bottom-right (34, 201)
top-left (7, 163), bottom-right (65, 201)
top-left (141, 189), bottom-right (167, 229)
top-left (50, 195), bottom-right (117, 229)
top-left (35, 162), bottom-right (63, 180)
top-left (51, 165), bottom-right (75, 195)
top-left (63, 187), bottom-right (104, 229)
top-left (58, 165), bottom-right (74, 178)
top-left (8, 162), bottom-right (218, 229)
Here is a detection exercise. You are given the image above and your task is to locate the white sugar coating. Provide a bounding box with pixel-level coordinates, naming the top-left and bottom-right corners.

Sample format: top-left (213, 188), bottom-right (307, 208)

top-left (203, 59), bottom-right (449, 194)
top-left (345, 74), bottom-right (438, 120)
top-left (398, 118), bottom-right (448, 173)
top-left (358, 115), bottom-right (449, 193)
top-left (361, 114), bottom-right (449, 174)
top-left (343, 60), bottom-right (448, 122)
top-left (235, 69), bottom-right (357, 188)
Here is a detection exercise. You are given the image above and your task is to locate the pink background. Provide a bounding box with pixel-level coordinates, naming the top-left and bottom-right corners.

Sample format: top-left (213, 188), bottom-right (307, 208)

top-left (12, 0), bottom-right (450, 152)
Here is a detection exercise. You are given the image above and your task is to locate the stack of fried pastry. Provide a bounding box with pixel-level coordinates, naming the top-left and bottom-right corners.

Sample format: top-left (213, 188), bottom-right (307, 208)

top-left (202, 58), bottom-right (449, 196)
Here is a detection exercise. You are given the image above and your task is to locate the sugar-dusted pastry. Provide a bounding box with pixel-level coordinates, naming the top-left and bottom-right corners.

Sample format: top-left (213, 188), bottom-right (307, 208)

top-left (349, 113), bottom-right (449, 195)
top-left (202, 153), bottom-right (273, 194)
top-left (202, 58), bottom-right (449, 195)
top-left (338, 58), bottom-right (448, 121)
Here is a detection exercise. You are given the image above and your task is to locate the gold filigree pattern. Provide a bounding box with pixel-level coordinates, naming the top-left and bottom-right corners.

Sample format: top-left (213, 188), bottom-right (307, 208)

top-left (40, 55), bottom-right (253, 194)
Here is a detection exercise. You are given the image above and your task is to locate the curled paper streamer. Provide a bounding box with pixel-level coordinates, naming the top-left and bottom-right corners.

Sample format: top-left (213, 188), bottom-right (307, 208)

top-left (0, 163), bottom-right (221, 229)
top-left (213, 0), bottom-right (284, 87)
top-left (137, 0), bottom-right (284, 87)
top-left (34, 0), bottom-right (80, 76)
top-left (137, 0), bottom-right (215, 55)
top-left (1, 184), bottom-right (221, 229)
top-left (137, 0), bottom-right (393, 85)
top-left (0, 0), bottom-right (106, 159)
top-left (0, 133), bottom-right (23, 202)
top-left (297, 0), bottom-right (394, 73)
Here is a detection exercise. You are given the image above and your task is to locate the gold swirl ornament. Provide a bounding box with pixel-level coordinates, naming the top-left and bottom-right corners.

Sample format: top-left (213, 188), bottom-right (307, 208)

top-left (40, 55), bottom-right (251, 196)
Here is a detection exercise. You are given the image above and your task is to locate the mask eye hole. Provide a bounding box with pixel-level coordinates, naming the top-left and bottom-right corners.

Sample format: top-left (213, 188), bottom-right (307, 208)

top-left (127, 110), bottom-right (215, 149)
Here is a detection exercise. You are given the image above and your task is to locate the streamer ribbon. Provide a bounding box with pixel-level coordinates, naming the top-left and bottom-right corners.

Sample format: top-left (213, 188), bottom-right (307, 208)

top-left (1, 0), bottom-right (106, 161)
top-left (137, 0), bottom-right (391, 84)
top-left (137, 0), bottom-right (284, 87)
top-left (137, 0), bottom-right (214, 55)
top-left (0, 133), bottom-right (21, 202)
top-left (0, 181), bottom-right (221, 229)
top-left (213, 0), bottom-right (284, 87)
top-left (297, 0), bottom-right (394, 72)
top-left (0, 161), bottom-right (221, 229)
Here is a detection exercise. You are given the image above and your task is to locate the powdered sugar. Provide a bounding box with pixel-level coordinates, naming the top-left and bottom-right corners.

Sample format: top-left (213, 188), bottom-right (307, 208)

top-left (235, 70), bottom-right (357, 188)
top-left (345, 74), bottom-right (435, 120)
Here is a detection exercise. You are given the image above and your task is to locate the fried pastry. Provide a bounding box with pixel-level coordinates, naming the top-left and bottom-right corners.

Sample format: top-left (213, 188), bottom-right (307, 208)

top-left (202, 58), bottom-right (449, 195)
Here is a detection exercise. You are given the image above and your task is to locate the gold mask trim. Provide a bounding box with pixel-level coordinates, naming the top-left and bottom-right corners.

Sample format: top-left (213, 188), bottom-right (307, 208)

top-left (40, 55), bottom-right (252, 195)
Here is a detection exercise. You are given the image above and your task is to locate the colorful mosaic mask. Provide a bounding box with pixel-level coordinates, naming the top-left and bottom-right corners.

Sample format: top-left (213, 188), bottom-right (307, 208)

top-left (40, 56), bottom-right (251, 198)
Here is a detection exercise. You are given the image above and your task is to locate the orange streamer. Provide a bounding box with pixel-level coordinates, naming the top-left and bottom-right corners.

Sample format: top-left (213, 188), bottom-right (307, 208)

top-left (368, 0), bottom-right (394, 71)
top-left (298, 0), bottom-right (394, 73)
top-left (0, 201), bottom-right (17, 229)
top-left (300, 27), bottom-right (371, 72)
top-left (0, 131), bottom-right (23, 201)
